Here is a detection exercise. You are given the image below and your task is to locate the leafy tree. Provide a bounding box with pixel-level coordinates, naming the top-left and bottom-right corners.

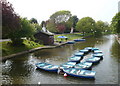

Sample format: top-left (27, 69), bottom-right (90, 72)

top-left (2, 0), bottom-right (21, 38)
top-left (94, 21), bottom-right (104, 36)
top-left (9, 18), bottom-right (36, 45)
top-left (46, 20), bottom-right (57, 33)
top-left (33, 23), bottom-right (42, 32)
top-left (76, 17), bottom-right (96, 35)
top-left (50, 10), bottom-right (72, 24)
top-left (46, 10), bottom-right (72, 33)
top-left (66, 15), bottom-right (79, 33)
top-left (30, 18), bottom-right (38, 23)
top-left (111, 12), bottom-right (120, 34)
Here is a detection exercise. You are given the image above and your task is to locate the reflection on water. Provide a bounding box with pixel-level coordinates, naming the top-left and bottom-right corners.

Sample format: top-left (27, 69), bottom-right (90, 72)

top-left (1, 35), bottom-right (120, 84)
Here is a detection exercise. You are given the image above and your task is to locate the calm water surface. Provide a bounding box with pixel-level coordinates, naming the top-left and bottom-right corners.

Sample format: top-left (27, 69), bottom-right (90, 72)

top-left (1, 35), bottom-right (120, 84)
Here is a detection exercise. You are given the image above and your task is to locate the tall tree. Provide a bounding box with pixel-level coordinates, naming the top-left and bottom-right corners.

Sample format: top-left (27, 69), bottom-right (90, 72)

top-left (47, 10), bottom-right (72, 33)
top-left (50, 10), bottom-right (71, 24)
top-left (10, 18), bottom-right (36, 45)
top-left (111, 12), bottom-right (120, 34)
top-left (2, 0), bottom-right (21, 38)
top-left (30, 18), bottom-right (38, 24)
top-left (76, 17), bottom-right (96, 35)
top-left (66, 15), bottom-right (79, 33)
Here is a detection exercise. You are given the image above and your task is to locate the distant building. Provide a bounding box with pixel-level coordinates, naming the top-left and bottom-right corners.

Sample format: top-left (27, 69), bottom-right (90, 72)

top-left (118, 1), bottom-right (120, 12)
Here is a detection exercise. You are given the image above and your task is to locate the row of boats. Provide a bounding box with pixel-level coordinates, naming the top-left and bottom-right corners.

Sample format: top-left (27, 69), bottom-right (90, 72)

top-left (35, 47), bottom-right (103, 79)
top-left (67, 39), bottom-right (85, 44)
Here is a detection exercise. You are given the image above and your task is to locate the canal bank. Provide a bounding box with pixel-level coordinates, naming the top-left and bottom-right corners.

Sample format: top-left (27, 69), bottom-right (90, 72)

top-left (1, 33), bottom-right (89, 61)
top-left (114, 34), bottom-right (120, 44)
top-left (1, 42), bottom-right (67, 61)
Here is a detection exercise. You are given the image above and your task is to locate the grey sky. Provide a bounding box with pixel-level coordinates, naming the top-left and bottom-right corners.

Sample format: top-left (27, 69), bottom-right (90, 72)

top-left (7, 0), bottom-right (119, 24)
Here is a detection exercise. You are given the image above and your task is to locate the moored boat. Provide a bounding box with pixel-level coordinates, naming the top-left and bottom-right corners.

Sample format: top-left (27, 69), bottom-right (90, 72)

top-left (84, 47), bottom-right (93, 52)
top-left (92, 48), bottom-right (99, 51)
top-left (74, 52), bottom-right (84, 57)
top-left (35, 62), bottom-right (59, 72)
top-left (93, 53), bottom-right (103, 60)
top-left (68, 56), bottom-right (82, 62)
top-left (67, 41), bottom-right (75, 44)
top-left (74, 39), bottom-right (85, 42)
top-left (74, 62), bottom-right (93, 70)
top-left (85, 57), bottom-right (101, 63)
top-left (94, 50), bottom-right (103, 54)
top-left (60, 62), bottom-right (76, 69)
top-left (63, 68), bottom-right (96, 78)
top-left (79, 49), bottom-right (89, 54)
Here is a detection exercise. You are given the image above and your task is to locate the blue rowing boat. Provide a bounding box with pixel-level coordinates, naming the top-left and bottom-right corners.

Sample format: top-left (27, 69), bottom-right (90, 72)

top-left (92, 48), bottom-right (99, 51)
top-left (74, 39), bottom-right (85, 42)
top-left (79, 49), bottom-right (89, 54)
top-left (74, 52), bottom-right (84, 57)
top-left (35, 62), bottom-right (59, 72)
top-left (93, 53), bottom-right (103, 60)
top-left (63, 68), bottom-right (96, 78)
top-left (93, 50), bottom-right (103, 54)
top-left (67, 41), bottom-right (75, 44)
top-left (68, 56), bottom-right (82, 62)
top-left (84, 47), bottom-right (93, 51)
top-left (85, 57), bottom-right (101, 63)
top-left (60, 62), bottom-right (76, 69)
top-left (74, 62), bottom-right (93, 70)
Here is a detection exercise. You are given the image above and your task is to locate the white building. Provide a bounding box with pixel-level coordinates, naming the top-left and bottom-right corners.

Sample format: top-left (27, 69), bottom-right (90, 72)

top-left (118, 1), bottom-right (120, 12)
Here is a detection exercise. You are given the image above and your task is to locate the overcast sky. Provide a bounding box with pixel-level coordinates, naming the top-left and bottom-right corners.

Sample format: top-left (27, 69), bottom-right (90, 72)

top-left (7, 0), bottom-right (119, 24)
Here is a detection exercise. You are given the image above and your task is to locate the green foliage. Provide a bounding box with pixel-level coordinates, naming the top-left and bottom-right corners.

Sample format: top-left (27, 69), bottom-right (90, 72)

top-left (76, 17), bottom-right (96, 35)
top-left (47, 10), bottom-right (72, 33)
top-left (111, 12), bottom-right (120, 33)
top-left (54, 33), bottom-right (83, 42)
top-left (1, 40), bottom-right (44, 56)
top-left (23, 39), bottom-right (44, 48)
top-left (33, 23), bottom-right (42, 32)
top-left (50, 10), bottom-right (72, 24)
top-left (30, 18), bottom-right (38, 23)
top-left (9, 18), bottom-right (36, 45)
top-left (95, 21), bottom-right (104, 36)
top-left (46, 20), bottom-right (57, 33)
top-left (65, 15), bottom-right (79, 32)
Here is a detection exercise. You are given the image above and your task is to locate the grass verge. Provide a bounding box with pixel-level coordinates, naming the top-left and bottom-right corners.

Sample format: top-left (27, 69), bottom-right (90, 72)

top-left (1, 40), bottom-right (44, 57)
top-left (54, 33), bottom-right (83, 42)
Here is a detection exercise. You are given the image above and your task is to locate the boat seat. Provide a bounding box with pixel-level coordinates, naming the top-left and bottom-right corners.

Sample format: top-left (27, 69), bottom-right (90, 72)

top-left (70, 69), bottom-right (76, 74)
top-left (43, 65), bottom-right (51, 68)
top-left (76, 70), bottom-right (81, 75)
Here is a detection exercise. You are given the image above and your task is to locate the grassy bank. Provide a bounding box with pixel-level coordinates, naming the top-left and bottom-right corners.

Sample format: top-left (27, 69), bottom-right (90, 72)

top-left (1, 40), bottom-right (44, 57)
top-left (54, 33), bottom-right (83, 42)
top-left (1, 33), bottom-right (86, 57)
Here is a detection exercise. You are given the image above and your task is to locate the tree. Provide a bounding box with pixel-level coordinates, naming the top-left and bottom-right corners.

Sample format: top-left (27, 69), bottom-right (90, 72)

top-left (2, 0), bottom-right (21, 38)
top-left (76, 17), bottom-right (96, 35)
top-left (10, 18), bottom-right (36, 45)
top-left (50, 10), bottom-right (71, 24)
top-left (95, 21), bottom-right (104, 36)
top-left (46, 20), bottom-right (57, 33)
top-left (66, 15), bottom-right (79, 33)
top-left (30, 18), bottom-right (38, 23)
top-left (111, 12), bottom-right (120, 34)
top-left (47, 10), bottom-right (72, 33)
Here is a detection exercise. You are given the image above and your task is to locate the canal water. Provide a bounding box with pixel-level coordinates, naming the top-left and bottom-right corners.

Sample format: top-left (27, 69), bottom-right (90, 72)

top-left (1, 35), bottom-right (120, 84)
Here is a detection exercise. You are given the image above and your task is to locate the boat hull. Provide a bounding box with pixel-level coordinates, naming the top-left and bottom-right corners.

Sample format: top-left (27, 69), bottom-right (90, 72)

top-left (63, 68), bottom-right (96, 79)
top-left (35, 63), bottom-right (58, 72)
